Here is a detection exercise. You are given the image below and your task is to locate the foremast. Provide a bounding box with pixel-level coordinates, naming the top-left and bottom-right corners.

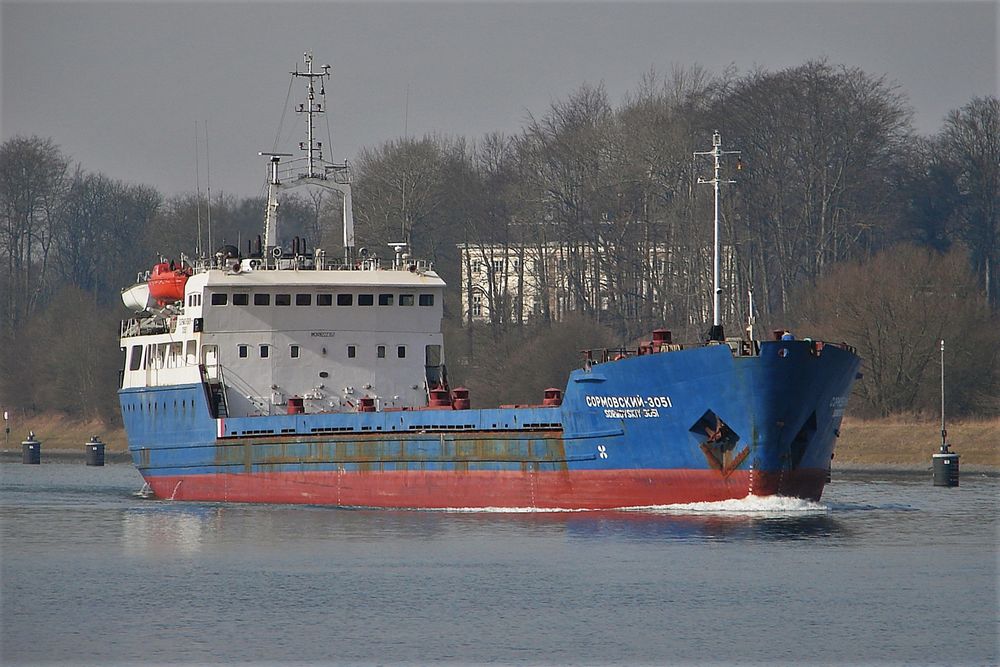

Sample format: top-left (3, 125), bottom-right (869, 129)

top-left (694, 131), bottom-right (741, 342)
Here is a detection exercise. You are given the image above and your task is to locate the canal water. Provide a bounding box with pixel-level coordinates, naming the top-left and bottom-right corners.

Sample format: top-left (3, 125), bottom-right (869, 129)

top-left (1, 463), bottom-right (996, 666)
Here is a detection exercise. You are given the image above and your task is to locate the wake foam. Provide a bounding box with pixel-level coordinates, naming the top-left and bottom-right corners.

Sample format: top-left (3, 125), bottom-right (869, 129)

top-left (405, 495), bottom-right (828, 515)
top-left (628, 494), bottom-right (829, 516)
top-left (423, 506), bottom-right (588, 513)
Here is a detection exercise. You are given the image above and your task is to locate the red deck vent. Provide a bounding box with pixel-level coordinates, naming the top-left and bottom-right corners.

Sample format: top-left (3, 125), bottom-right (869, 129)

top-left (652, 329), bottom-right (672, 345)
top-left (287, 397), bottom-right (305, 415)
top-left (428, 388), bottom-right (452, 408)
top-left (358, 396), bottom-right (376, 412)
top-left (451, 387), bottom-right (470, 410)
top-left (542, 388), bottom-right (563, 407)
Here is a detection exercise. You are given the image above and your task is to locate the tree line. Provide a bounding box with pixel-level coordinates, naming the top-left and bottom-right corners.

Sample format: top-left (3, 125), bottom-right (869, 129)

top-left (1, 60), bottom-right (997, 423)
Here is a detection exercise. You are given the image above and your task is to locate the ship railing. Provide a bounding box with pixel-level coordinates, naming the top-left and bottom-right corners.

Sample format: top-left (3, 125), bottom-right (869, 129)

top-left (120, 317), bottom-right (172, 338)
top-left (582, 336), bottom-right (770, 365)
top-left (581, 343), bottom-right (685, 365)
top-left (318, 256), bottom-right (434, 273)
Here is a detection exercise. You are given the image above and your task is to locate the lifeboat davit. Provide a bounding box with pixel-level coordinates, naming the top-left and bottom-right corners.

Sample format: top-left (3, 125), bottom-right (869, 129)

top-left (148, 261), bottom-right (191, 306)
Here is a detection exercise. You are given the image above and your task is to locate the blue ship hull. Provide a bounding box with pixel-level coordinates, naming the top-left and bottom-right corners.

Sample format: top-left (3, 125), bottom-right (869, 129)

top-left (120, 340), bottom-right (860, 508)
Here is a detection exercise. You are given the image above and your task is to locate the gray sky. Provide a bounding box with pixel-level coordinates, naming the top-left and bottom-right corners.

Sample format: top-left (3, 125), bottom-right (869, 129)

top-left (2, 1), bottom-right (997, 198)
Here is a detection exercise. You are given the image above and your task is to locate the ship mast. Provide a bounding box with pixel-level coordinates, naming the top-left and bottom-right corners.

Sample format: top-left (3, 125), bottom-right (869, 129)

top-left (694, 131), bottom-right (741, 342)
top-left (294, 51), bottom-right (330, 179)
top-left (259, 52), bottom-right (356, 265)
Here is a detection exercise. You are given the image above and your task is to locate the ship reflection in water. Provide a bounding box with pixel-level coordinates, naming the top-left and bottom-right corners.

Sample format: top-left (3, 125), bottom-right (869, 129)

top-left (120, 493), bottom-right (848, 556)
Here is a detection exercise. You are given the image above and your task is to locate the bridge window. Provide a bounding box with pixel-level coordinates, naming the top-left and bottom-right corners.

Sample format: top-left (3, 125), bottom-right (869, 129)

top-left (317, 294), bottom-right (333, 306)
top-left (337, 294), bottom-right (353, 306)
top-left (419, 294), bottom-right (434, 306)
top-left (210, 293), bottom-right (228, 306)
top-left (378, 293), bottom-right (393, 306)
top-left (129, 345), bottom-right (142, 371)
top-left (399, 294), bottom-right (414, 306)
top-left (358, 294), bottom-right (374, 306)
top-left (275, 294), bottom-right (291, 306)
top-left (254, 293), bottom-right (270, 306)
top-left (296, 293), bottom-right (312, 306)
top-left (238, 344), bottom-right (249, 358)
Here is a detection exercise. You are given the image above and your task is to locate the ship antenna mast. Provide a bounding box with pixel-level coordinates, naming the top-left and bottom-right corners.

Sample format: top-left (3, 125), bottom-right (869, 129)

top-left (259, 51), bottom-right (355, 265)
top-left (694, 130), bottom-right (741, 342)
top-left (293, 51), bottom-right (331, 179)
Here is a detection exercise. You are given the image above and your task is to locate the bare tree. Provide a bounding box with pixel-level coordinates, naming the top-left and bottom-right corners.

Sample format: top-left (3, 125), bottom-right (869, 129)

top-left (938, 96), bottom-right (1000, 309)
top-left (793, 245), bottom-right (999, 417)
top-left (0, 136), bottom-right (69, 335)
top-left (721, 61), bottom-right (912, 316)
top-left (55, 169), bottom-right (160, 300)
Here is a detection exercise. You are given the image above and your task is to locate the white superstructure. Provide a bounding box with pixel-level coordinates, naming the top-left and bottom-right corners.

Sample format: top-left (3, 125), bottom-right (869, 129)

top-left (120, 53), bottom-right (448, 417)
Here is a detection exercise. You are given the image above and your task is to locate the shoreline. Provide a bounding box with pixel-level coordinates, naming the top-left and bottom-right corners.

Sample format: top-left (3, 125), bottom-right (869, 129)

top-left (2, 415), bottom-right (995, 471)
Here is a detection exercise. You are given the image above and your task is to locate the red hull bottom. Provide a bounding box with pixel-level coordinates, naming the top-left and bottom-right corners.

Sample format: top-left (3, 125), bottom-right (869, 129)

top-left (145, 468), bottom-right (828, 509)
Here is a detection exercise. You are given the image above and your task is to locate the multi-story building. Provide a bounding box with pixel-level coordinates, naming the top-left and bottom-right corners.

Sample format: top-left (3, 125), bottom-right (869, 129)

top-left (458, 240), bottom-right (740, 328)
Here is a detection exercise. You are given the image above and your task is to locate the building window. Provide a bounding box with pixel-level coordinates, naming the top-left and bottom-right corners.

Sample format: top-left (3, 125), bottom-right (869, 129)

top-left (296, 293), bottom-right (312, 306)
top-left (397, 345), bottom-right (406, 359)
top-left (238, 344), bottom-right (249, 358)
top-left (254, 293), bottom-right (270, 306)
top-left (211, 293), bottom-right (227, 306)
top-left (472, 293), bottom-right (482, 317)
top-left (378, 293), bottom-right (393, 306)
top-left (317, 294), bottom-right (333, 306)
top-left (418, 294), bottom-right (434, 306)
top-left (358, 294), bottom-right (374, 306)
top-left (492, 259), bottom-right (503, 273)
top-left (275, 294), bottom-right (291, 306)
top-left (347, 345), bottom-right (357, 358)
top-left (260, 344), bottom-right (270, 359)
top-left (377, 345), bottom-right (386, 359)
top-left (290, 345), bottom-right (300, 359)
top-left (399, 294), bottom-right (414, 306)
top-left (233, 293), bottom-right (249, 306)
top-left (337, 294), bottom-right (353, 306)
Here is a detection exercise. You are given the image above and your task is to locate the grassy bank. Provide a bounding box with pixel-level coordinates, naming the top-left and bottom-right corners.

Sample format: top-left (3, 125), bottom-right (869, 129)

top-left (836, 416), bottom-right (998, 469)
top-left (1, 414), bottom-right (127, 453)
top-left (3, 413), bottom-right (997, 470)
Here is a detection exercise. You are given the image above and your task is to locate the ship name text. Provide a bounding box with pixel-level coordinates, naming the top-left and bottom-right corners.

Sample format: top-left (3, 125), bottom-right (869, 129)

top-left (585, 394), bottom-right (671, 419)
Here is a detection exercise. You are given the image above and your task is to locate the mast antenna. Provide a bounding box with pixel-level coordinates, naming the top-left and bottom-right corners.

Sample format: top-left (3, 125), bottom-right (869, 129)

top-left (205, 120), bottom-right (213, 258)
top-left (694, 130), bottom-right (741, 342)
top-left (195, 121), bottom-right (203, 259)
top-left (279, 51), bottom-right (355, 264)
top-left (292, 51), bottom-right (332, 180)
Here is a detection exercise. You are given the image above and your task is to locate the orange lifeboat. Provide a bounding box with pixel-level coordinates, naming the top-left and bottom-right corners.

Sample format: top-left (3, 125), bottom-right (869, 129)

top-left (148, 261), bottom-right (191, 306)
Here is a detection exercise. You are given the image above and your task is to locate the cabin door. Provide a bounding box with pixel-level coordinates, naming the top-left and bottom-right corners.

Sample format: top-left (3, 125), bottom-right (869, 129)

top-left (202, 345), bottom-right (219, 381)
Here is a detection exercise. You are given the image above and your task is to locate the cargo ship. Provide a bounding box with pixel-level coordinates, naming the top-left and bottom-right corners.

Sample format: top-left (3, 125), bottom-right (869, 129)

top-left (118, 53), bottom-right (861, 509)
